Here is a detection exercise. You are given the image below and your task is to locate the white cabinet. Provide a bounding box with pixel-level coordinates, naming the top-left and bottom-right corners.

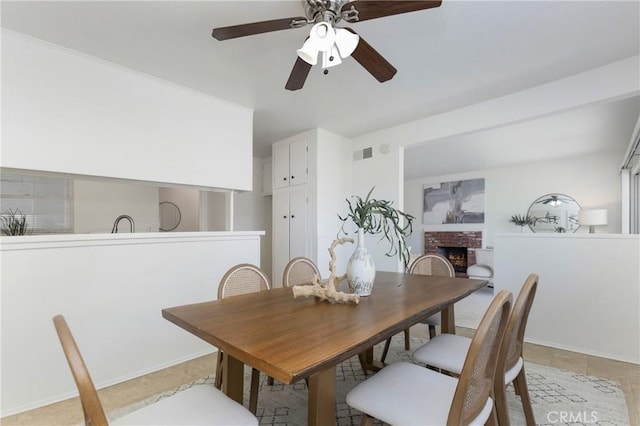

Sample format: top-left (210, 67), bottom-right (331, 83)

top-left (273, 186), bottom-right (308, 286)
top-left (271, 129), bottom-right (351, 287)
top-left (273, 137), bottom-right (308, 190)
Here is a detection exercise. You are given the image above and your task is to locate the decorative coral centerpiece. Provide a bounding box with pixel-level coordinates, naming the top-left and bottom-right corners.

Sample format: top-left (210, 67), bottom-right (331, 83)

top-left (292, 237), bottom-right (360, 304)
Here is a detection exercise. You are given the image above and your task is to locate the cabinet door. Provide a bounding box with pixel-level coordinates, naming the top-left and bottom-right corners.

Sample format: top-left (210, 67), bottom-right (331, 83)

top-left (272, 190), bottom-right (290, 286)
top-left (288, 139), bottom-right (308, 187)
top-left (272, 142), bottom-right (290, 190)
top-left (288, 186), bottom-right (308, 259)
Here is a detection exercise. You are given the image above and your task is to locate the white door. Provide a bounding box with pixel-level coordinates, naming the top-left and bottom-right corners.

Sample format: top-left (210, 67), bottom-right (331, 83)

top-left (272, 190), bottom-right (290, 286)
top-left (288, 186), bottom-right (308, 259)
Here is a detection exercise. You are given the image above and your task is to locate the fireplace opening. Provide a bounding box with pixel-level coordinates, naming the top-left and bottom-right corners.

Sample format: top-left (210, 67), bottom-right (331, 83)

top-left (437, 246), bottom-right (468, 274)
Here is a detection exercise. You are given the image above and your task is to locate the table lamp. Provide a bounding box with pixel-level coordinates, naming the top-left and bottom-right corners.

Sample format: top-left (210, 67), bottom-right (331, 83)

top-left (578, 209), bottom-right (608, 233)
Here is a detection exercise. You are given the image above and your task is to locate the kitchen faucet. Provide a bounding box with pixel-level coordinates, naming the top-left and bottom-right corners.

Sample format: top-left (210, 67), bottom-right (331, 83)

top-left (111, 215), bottom-right (135, 233)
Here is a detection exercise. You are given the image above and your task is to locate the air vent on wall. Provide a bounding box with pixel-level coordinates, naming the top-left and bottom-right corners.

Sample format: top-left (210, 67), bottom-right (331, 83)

top-left (353, 147), bottom-right (374, 161)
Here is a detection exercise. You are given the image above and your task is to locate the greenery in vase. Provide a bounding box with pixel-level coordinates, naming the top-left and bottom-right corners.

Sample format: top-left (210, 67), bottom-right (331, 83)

top-left (509, 214), bottom-right (537, 227)
top-left (1, 208), bottom-right (31, 236)
top-left (338, 187), bottom-right (415, 271)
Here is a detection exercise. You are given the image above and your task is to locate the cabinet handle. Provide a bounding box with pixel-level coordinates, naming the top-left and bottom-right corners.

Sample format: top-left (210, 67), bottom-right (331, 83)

top-left (283, 215), bottom-right (287, 219)
top-left (291, 175), bottom-right (295, 179)
top-left (291, 215), bottom-right (295, 219)
top-left (283, 177), bottom-right (287, 181)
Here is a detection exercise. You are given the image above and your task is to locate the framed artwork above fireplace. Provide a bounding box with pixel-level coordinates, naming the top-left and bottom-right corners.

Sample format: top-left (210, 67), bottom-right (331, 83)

top-left (423, 178), bottom-right (485, 225)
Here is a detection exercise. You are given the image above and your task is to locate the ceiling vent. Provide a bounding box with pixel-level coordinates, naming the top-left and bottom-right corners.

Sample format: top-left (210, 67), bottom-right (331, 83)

top-left (353, 147), bottom-right (373, 161)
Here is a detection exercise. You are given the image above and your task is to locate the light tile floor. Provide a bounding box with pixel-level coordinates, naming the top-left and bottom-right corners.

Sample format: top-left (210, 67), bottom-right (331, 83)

top-left (3, 324), bottom-right (638, 425)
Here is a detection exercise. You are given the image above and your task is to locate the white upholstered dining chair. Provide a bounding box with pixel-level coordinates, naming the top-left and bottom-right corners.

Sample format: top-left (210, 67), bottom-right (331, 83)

top-left (413, 273), bottom-right (538, 426)
top-left (380, 253), bottom-right (455, 363)
top-left (53, 315), bottom-right (257, 426)
top-left (215, 263), bottom-right (271, 415)
top-left (346, 290), bottom-right (512, 426)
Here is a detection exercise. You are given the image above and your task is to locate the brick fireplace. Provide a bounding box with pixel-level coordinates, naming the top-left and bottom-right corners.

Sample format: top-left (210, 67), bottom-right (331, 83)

top-left (424, 231), bottom-right (482, 277)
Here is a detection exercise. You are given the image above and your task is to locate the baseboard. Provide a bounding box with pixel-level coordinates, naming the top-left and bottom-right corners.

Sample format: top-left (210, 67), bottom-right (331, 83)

top-left (524, 337), bottom-right (640, 365)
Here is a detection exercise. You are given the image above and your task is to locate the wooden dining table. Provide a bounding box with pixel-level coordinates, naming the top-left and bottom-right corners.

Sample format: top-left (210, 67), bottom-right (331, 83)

top-left (162, 271), bottom-right (487, 425)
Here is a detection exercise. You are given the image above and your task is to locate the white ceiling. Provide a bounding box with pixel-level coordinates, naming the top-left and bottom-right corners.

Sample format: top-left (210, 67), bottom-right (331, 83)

top-left (2, 0), bottom-right (639, 177)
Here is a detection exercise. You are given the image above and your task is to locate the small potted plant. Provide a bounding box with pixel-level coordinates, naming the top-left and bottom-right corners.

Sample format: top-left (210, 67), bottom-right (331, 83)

top-left (1, 208), bottom-right (31, 236)
top-left (509, 214), bottom-right (536, 232)
top-left (338, 187), bottom-right (415, 296)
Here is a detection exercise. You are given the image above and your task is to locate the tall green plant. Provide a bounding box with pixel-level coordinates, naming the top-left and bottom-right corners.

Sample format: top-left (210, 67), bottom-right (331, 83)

top-left (1, 208), bottom-right (31, 236)
top-left (338, 187), bottom-right (415, 271)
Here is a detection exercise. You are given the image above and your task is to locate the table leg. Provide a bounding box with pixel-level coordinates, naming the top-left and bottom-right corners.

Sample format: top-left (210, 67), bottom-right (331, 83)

top-left (308, 366), bottom-right (336, 426)
top-left (441, 303), bottom-right (456, 334)
top-left (222, 353), bottom-right (244, 404)
top-left (362, 346), bottom-right (385, 372)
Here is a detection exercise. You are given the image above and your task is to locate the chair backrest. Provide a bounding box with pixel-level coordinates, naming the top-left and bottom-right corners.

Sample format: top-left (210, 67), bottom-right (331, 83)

top-left (282, 257), bottom-right (321, 287)
top-left (409, 253), bottom-right (455, 277)
top-left (217, 263), bottom-right (271, 299)
top-left (501, 273), bottom-right (539, 374)
top-left (448, 290), bottom-right (512, 425)
top-left (53, 315), bottom-right (108, 426)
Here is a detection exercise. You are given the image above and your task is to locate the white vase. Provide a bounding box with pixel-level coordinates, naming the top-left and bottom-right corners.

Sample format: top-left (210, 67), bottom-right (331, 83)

top-left (346, 228), bottom-right (376, 296)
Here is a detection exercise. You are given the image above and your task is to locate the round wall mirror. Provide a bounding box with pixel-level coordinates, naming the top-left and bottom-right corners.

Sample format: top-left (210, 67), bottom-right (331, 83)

top-left (159, 201), bottom-right (182, 232)
top-left (527, 193), bottom-right (581, 233)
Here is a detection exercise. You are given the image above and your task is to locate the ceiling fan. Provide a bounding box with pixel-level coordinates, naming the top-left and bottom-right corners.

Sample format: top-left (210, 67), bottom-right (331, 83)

top-left (211, 0), bottom-right (442, 91)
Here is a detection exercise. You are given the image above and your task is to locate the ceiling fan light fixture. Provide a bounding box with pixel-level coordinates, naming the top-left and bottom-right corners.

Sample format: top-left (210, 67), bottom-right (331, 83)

top-left (321, 45), bottom-right (342, 69)
top-left (334, 28), bottom-right (359, 58)
top-left (308, 22), bottom-right (336, 51)
top-left (297, 38), bottom-right (319, 65)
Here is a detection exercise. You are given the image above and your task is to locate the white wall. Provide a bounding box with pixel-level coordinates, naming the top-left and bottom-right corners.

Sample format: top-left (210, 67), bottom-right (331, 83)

top-left (404, 151), bottom-right (623, 253)
top-left (313, 129), bottom-right (353, 277)
top-left (205, 191), bottom-right (229, 231)
top-left (349, 57), bottom-right (639, 270)
top-left (495, 234), bottom-right (640, 364)
top-left (74, 180), bottom-right (159, 233)
top-left (0, 232), bottom-right (262, 415)
top-left (159, 187), bottom-right (200, 232)
top-left (235, 158), bottom-right (273, 280)
top-left (1, 30), bottom-right (253, 190)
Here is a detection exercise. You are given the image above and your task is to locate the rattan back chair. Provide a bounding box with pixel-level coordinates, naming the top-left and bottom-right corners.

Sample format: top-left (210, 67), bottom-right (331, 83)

top-left (494, 273), bottom-right (538, 425)
top-left (380, 253), bottom-right (455, 362)
top-left (217, 263), bottom-right (270, 299)
top-left (53, 315), bottom-right (108, 426)
top-left (448, 290), bottom-right (512, 424)
top-left (410, 253), bottom-right (456, 277)
top-left (413, 273), bottom-right (539, 425)
top-left (53, 315), bottom-right (257, 426)
top-left (215, 263), bottom-right (271, 415)
top-left (346, 290), bottom-right (512, 426)
top-left (282, 256), bottom-right (321, 287)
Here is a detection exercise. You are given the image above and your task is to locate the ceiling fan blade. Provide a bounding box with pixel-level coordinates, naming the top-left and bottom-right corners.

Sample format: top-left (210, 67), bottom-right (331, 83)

top-left (341, 1), bottom-right (442, 22)
top-left (346, 28), bottom-right (397, 83)
top-left (212, 17), bottom-right (307, 41)
top-left (285, 57), bottom-right (313, 91)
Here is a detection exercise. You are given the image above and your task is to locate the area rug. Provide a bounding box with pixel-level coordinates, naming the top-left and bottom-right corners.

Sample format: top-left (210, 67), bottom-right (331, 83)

top-left (110, 336), bottom-right (630, 425)
top-left (454, 286), bottom-right (494, 329)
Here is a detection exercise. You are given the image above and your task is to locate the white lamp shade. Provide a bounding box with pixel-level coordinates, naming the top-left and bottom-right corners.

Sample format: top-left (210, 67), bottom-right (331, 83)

top-left (307, 22), bottom-right (335, 51)
top-left (297, 38), bottom-right (319, 65)
top-left (578, 209), bottom-right (608, 226)
top-left (321, 45), bottom-right (342, 68)
top-left (334, 28), bottom-right (359, 58)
